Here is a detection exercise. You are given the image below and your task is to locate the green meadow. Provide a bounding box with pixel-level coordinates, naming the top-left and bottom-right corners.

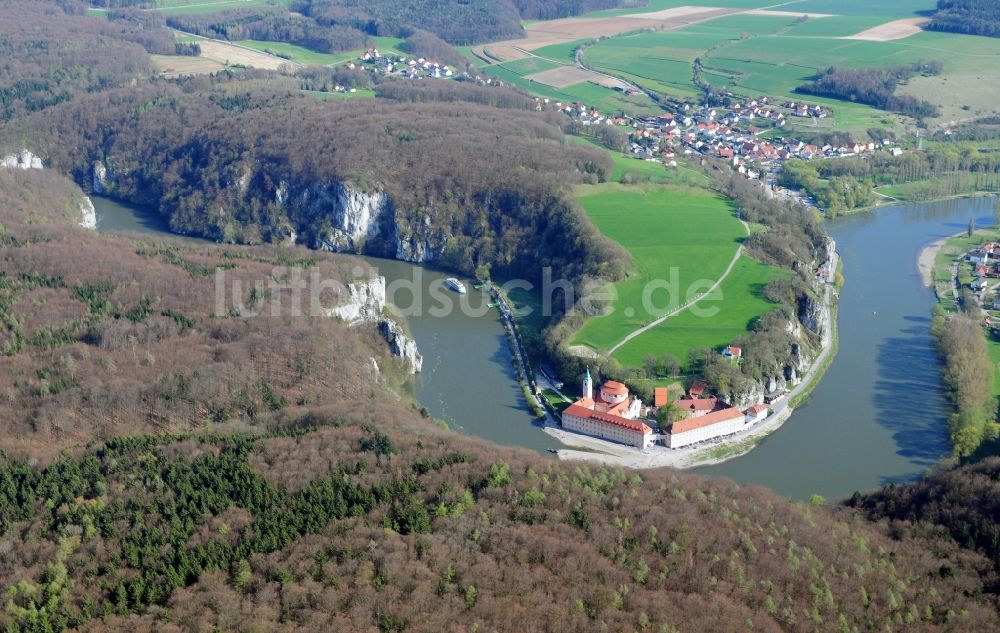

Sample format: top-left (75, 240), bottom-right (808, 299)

top-left (569, 185), bottom-right (744, 353)
top-left (571, 137), bottom-right (709, 186)
top-left (235, 40), bottom-right (347, 65)
top-left (612, 256), bottom-right (788, 368)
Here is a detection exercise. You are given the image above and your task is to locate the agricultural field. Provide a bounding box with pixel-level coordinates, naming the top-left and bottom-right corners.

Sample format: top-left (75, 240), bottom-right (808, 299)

top-left (150, 53), bottom-right (225, 77)
top-left (302, 88), bottom-right (376, 100)
top-left (611, 256), bottom-right (788, 368)
top-left (234, 40), bottom-right (349, 65)
top-left (569, 184), bottom-right (745, 354)
top-left (197, 39), bottom-right (295, 70)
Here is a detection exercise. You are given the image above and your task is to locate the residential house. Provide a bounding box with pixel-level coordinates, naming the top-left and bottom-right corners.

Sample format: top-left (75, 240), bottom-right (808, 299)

top-left (745, 404), bottom-right (768, 424)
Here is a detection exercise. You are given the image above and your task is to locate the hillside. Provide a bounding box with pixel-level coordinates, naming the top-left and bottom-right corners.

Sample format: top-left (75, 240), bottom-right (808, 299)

top-left (850, 457), bottom-right (1000, 572)
top-left (929, 0), bottom-right (1000, 38)
top-left (0, 167), bottom-right (996, 633)
top-left (2, 75), bottom-right (629, 293)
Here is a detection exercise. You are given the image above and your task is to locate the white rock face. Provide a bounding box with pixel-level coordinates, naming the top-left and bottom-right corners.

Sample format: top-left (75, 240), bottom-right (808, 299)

top-left (379, 318), bottom-right (423, 374)
top-left (297, 182), bottom-right (445, 262)
top-left (92, 161), bottom-right (116, 194)
top-left (306, 184), bottom-right (391, 253)
top-left (79, 196), bottom-right (97, 230)
top-left (1, 150), bottom-right (43, 170)
top-left (325, 276), bottom-right (386, 324)
top-left (324, 276), bottom-right (421, 373)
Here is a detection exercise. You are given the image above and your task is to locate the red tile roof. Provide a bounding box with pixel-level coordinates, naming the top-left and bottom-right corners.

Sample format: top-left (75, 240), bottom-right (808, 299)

top-left (689, 381), bottom-right (707, 396)
top-left (746, 404), bottom-right (767, 415)
top-left (653, 387), bottom-right (668, 407)
top-left (601, 381), bottom-right (628, 395)
top-left (676, 398), bottom-right (717, 412)
top-left (670, 407), bottom-right (743, 434)
top-left (563, 403), bottom-right (652, 434)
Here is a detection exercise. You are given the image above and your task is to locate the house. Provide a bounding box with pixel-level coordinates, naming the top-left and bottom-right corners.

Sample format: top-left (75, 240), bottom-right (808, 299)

top-left (969, 249), bottom-right (990, 265)
top-left (992, 291), bottom-right (1000, 310)
top-left (745, 404), bottom-right (767, 424)
top-left (972, 277), bottom-right (989, 293)
top-left (722, 345), bottom-right (742, 360)
top-left (675, 397), bottom-right (719, 417)
top-left (561, 369), bottom-right (653, 448)
top-left (688, 380), bottom-right (707, 398)
top-left (667, 407), bottom-right (745, 448)
top-left (653, 387), bottom-right (668, 408)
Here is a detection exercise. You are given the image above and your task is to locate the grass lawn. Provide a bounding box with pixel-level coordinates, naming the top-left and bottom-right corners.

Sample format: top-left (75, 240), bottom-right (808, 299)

top-left (612, 256), bottom-right (788, 368)
top-left (987, 334), bottom-right (1000, 399)
top-left (569, 184), bottom-right (745, 353)
top-left (302, 89), bottom-right (375, 100)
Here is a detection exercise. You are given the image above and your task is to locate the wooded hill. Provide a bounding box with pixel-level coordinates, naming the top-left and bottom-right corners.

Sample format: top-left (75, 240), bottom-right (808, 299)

top-left (0, 174), bottom-right (996, 632)
top-left (929, 0), bottom-right (1000, 38)
top-left (4, 74), bottom-right (629, 294)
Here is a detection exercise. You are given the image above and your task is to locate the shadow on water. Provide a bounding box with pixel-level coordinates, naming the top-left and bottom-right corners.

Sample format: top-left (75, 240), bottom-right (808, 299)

top-left (872, 326), bottom-right (950, 464)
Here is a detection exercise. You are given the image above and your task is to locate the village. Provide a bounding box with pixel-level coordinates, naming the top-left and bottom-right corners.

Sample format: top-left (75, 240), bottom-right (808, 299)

top-left (544, 95), bottom-right (903, 182)
top-left (341, 46), bottom-right (911, 190)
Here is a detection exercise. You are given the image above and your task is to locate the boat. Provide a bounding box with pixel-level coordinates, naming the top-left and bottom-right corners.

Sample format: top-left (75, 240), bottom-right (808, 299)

top-left (444, 277), bottom-right (467, 294)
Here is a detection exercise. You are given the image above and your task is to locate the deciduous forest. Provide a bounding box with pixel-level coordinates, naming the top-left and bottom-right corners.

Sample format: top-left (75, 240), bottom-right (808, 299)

top-left (2, 2), bottom-right (1000, 631)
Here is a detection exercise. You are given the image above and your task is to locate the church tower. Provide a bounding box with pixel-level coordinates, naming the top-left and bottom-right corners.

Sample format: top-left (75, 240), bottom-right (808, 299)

top-left (582, 367), bottom-right (593, 400)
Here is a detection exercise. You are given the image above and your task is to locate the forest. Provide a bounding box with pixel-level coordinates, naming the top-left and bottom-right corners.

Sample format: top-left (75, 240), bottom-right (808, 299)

top-left (0, 1), bottom-right (157, 122)
top-left (931, 307), bottom-right (999, 457)
top-left (165, 7), bottom-right (370, 54)
top-left (2, 75), bottom-right (628, 296)
top-left (796, 63), bottom-right (942, 120)
top-left (778, 158), bottom-right (876, 215)
top-left (0, 167), bottom-right (995, 632)
top-left (929, 0), bottom-right (1000, 38)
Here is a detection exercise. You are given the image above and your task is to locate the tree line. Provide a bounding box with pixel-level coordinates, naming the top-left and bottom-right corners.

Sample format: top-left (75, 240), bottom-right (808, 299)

top-left (796, 62), bottom-right (943, 120)
top-left (928, 0), bottom-right (1000, 38)
top-left (165, 6), bottom-right (370, 54)
top-left (931, 306), bottom-right (999, 457)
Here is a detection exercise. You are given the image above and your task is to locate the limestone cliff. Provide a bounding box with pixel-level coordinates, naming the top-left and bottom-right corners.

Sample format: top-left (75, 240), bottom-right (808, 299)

top-left (326, 275), bottom-right (422, 374)
top-left (289, 182), bottom-right (446, 264)
top-left (92, 160), bottom-right (117, 194)
top-left (78, 196), bottom-right (96, 230)
top-left (378, 319), bottom-right (424, 374)
top-left (1, 150), bottom-right (43, 170)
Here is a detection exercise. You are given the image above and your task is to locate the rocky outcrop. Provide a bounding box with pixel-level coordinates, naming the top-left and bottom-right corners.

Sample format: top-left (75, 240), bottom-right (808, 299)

top-left (78, 196), bottom-right (96, 230)
top-left (1, 150), bottom-right (43, 170)
top-left (275, 181), bottom-right (446, 264)
top-left (325, 276), bottom-right (386, 324)
top-left (798, 292), bottom-right (829, 338)
top-left (325, 275), bottom-right (422, 374)
top-left (92, 161), bottom-right (117, 194)
top-left (378, 319), bottom-right (423, 374)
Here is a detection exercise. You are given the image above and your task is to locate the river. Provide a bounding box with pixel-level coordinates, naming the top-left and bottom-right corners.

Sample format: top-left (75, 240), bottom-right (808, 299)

top-left (700, 196), bottom-right (997, 499)
top-left (93, 193), bottom-right (996, 498)
top-left (91, 195), bottom-right (558, 453)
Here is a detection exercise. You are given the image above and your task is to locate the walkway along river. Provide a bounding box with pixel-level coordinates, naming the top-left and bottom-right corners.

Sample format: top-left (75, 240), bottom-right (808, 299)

top-left (92, 194), bottom-right (998, 499)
